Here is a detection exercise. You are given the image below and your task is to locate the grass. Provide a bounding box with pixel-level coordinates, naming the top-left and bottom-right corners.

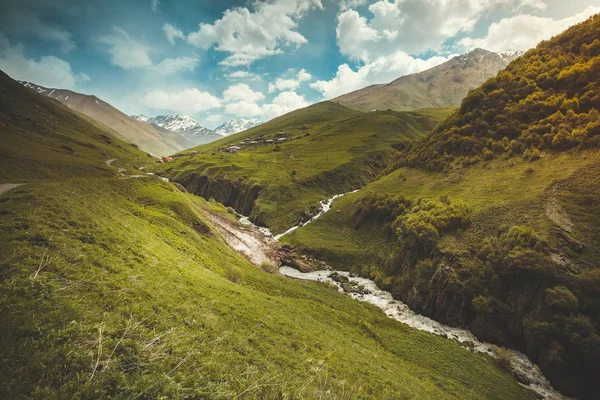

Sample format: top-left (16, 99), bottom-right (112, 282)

top-left (284, 149), bottom-right (600, 271)
top-left (0, 72), bottom-right (535, 399)
top-left (159, 102), bottom-right (450, 232)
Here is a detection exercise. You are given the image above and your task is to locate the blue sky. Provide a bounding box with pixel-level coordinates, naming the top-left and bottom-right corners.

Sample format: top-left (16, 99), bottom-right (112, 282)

top-left (1, 0), bottom-right (598, 128)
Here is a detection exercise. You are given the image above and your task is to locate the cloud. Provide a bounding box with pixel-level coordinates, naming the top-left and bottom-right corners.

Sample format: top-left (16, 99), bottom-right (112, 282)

top-left (268, 68), bottom-right (312, 92)
top-left (152, 56), bottom-right (199, 75)
top-left (225, 101), bottom-right (263, 117)
top-left (163, 23), bottom-right (185, 45)
top-left (310, 51), bottom-right (450, 99)
top-left (226, 70), bottom-right (261, 80)
top-left (141, 88), bottom-right (222, 113)
top-left (223, 83), bottom-right (265, 103)
top-left (0, 35), bottom-right (88, 90)
top-left (459, 6), bottom-right (600, 51)
top-left (152, 0), bottom-right (160, 12)
top-left (336, 0), bottom-right (548, 61)
top-left (98, 26), bottom-right (198, 75)
top-left (98, 26), bottom-right (153, 69)
top-left (340, 0), bottom-right (368, 11)
top-left (186, 0), bottom-right (323, 66)
top-left (261, 91), bottom-right (311, 120)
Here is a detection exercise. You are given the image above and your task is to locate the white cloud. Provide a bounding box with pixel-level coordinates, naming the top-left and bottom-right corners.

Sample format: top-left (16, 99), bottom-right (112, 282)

top-left (163, 23), bottom-right (185, 45)
top-left (223, 83), bottom-right (265, 103)
top-left (459, 6), bottom-right (600, 51)
top-left (268, 68), bottom-right (312, 92)
top-left (186, 0), bottom-right (323, 66)
top-left (225, 101), bottom-right (263, 117)
top-left (152, 56), bottom-right (199, 75)
top-left (311, 51), bottom-right (450, 99)
top-left (261, 91), bottom-right (311, 120)
top-left (98, 26), bottom-right (198, 75)
top-left (336, 0), bottom-right (549, 61)
top-left (141, 88), bottom-right (222, 113)
top-left (0, 35), bottom-right (88, 90)
top-left (340, 0), bottom-right (368, 11)
top-left (226, 70), bottom-right (261, 80)
top-left (152, 0), bottom-right (160, 12)
top-left (98, 26), bottom-right (153, 69)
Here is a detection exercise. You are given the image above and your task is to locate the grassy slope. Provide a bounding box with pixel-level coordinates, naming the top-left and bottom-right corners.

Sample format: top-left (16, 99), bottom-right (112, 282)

top-left (0, 73), bottom-right (533, 398)
top-left (284, 150), bottom-right (600, 270)
top-left (161, 102), bottom-right (451, 232)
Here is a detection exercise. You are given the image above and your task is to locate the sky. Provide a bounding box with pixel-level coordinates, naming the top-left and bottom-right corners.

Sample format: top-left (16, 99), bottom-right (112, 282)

top-left (0, 0), bottom-right (598, 129)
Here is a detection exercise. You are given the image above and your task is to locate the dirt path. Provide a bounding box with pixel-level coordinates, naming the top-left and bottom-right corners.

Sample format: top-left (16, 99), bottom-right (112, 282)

top-left (205, 211), bottom-right (279, 266)
top-left (0, 183), bottom-right (24, 195)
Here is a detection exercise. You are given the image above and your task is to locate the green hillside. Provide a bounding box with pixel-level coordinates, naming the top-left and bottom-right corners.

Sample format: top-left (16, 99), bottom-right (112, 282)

top-left (0, 71), bottom-right (536, 398)
top-left (284, 15), bottom-right (600, 399)
top-left (390, 14), bottom-right (600, 173)
top-left (159, 102), bottom-right (451, 232)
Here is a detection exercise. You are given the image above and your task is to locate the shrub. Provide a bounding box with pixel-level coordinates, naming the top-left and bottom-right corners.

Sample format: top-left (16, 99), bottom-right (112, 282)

top-left (225, 266), bottom-right (243, 283)
top-left (260, 261), bottom-right (278, 274)
top-left (546, 286), bottom-right (578, 312)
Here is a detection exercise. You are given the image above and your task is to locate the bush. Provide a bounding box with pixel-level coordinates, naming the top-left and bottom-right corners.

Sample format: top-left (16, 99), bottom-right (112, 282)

top-left (225, 266), bottom-right (243, 283)
top-left (546, 286), bottom-right (578, 312)
top-left (260, 261), bottom-right (278, 274)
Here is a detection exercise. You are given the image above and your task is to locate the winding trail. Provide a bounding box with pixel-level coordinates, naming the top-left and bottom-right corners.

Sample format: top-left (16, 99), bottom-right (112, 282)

top-left (0, 183), bottom-right (24, 195)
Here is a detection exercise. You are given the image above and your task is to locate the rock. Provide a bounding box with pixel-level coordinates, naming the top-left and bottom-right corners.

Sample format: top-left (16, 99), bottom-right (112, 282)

top-left (349, 272), bottom-right (357, 278)
top-left (512, 370), bottom-right (533, 386)
top-left (341, 282), bottom-right (354, 293)
top-left (328, 272), bottom-right (349, 283)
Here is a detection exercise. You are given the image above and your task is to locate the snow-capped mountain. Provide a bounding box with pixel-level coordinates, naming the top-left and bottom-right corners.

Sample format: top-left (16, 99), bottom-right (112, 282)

top-left (131, 114), bottom-right (221, 145)
top-left (215, 118), bottom-right (263, 137)
top-left (496, 50), bottom-right (525, 62)
top-left (131, 114), bottom-right (150, 122)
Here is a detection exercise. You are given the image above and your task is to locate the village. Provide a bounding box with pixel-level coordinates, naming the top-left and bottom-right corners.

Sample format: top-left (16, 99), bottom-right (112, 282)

top-left (224, 132), bottom-right (290, 154)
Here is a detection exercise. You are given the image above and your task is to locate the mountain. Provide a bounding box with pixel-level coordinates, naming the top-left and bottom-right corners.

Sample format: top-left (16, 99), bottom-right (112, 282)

top-left (19, 82), bottom-right (192, 156)
top-left (132, 114), bottom-right (221, 145)
top-left (284, 15), bottom-right (600, 399)
top-left (0, 69), bottom-right (532, 399)
top-left (159, 102), bottom-right (453, 232)
top-left (333, 49), bottom-right (524, 112)
top-left (215, 118), bottom-right (262, 136)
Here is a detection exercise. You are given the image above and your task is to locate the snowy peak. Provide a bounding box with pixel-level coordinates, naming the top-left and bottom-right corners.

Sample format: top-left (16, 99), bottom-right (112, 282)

top-left (132, 114), bottom-right (218, 144)
top-left (215, 118), bottom-right (263, 136)
top-left (496, 50), bottom-right (525, 61)
top-left (131, 114), bottom-right (150, 122)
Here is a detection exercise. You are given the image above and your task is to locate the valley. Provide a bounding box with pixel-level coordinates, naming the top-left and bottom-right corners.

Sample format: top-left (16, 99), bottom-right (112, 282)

top-left (1, 4), bottom-right (599, 399)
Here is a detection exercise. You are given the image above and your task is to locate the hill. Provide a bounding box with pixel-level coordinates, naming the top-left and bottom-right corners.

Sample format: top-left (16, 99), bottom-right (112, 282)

top-left (283, 15), bottom-right (600, 399)
top-left (159, 102), bottom-right (453, 232)
top-left (20, 81), bottom-right (192, 156)
top-left (333, 49), bottom-right (523, 112)
top-left (0, 70), bottom-right (535, 399)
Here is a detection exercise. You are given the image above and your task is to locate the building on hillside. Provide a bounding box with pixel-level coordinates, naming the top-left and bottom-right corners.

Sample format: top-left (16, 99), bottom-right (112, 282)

top-left (277, 138), bottom-right (288, 142)
top-left (225, 145), bottom-right (241, 153)
top-left (265, 139), bottom-right (274, 144)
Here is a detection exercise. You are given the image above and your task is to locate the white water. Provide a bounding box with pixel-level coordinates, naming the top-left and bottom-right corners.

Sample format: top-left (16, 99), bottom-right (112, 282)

top-left (279, 266), bottom-right (566, 400)
top-left (236, 190), bottom-right (359, 241)
top-left (233, 189), bottom-right (566, 398)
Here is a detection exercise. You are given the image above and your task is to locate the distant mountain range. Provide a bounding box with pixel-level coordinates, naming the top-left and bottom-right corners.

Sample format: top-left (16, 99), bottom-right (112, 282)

top-left (132, 114), bottom-right (263, 142)
top-left (131, 114), bottom-right (221, 145)
top-left (19, 82), bottom-right (192, 156)
top-left (215, 118), bottom-right (263, 136)
top-left (333, 49), bottom-right (524, 112)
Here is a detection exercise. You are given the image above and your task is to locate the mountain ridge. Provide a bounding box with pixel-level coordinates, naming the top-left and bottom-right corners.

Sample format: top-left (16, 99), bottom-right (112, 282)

top-left (19, 81), bottom-right (191, 155)
top-left (333, 48), bottom-right (524, 112)
top-left (131, 114), bottom-right (221, 145)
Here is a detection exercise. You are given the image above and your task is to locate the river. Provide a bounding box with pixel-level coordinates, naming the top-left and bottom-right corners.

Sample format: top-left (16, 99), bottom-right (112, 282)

top-left (236, 191), bottom-right (566, 400)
